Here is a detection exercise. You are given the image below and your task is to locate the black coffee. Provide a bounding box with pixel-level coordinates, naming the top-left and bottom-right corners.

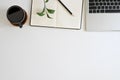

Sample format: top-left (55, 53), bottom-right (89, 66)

top-left (7, 5), bottom-right (27, 28)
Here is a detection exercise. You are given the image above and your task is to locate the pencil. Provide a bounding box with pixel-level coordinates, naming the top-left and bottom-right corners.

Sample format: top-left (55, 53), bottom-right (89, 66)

top-left (58, 0), bottom-right (73, 15)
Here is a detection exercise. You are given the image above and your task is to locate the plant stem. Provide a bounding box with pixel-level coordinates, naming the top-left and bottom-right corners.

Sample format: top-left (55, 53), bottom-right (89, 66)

top-left (43, 0), bottom-right (46, 11)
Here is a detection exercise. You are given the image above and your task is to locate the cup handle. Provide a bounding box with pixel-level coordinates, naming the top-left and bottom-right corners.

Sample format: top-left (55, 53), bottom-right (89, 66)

top-left (19, 23), bottom-right (23, 28)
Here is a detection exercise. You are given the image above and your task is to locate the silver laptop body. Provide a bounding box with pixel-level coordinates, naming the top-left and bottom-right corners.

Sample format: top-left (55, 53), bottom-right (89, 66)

top-left (86, 0), bottom-right (120, 31)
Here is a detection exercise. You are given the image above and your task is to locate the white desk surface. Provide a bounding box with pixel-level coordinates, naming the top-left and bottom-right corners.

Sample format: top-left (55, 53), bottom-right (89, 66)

top-left (0, 0), bottom-right (120, 80)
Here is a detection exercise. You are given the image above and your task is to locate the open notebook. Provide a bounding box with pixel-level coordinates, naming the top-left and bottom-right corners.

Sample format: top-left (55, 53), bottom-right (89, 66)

top-left (30, 0), bottom-right (83, 29)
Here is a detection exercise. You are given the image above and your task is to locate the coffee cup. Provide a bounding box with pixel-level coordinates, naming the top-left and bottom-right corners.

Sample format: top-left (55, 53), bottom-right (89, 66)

top-left (7, 5), bottom-right (27, 28)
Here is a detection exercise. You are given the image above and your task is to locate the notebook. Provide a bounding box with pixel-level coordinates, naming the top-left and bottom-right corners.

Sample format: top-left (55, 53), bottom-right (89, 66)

top-left (30, 0), bottom-right (83, 29)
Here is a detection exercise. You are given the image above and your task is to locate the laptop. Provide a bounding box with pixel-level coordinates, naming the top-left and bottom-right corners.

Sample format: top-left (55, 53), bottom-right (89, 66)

top-left (86, 0), bottom-right (120, 31)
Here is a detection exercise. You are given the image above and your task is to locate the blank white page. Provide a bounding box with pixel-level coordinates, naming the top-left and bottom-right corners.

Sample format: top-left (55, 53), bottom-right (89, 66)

top-left (56, 0), bottom-right (83, 29)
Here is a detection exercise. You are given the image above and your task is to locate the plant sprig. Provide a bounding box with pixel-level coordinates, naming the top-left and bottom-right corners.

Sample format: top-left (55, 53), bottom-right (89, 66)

top-left (37, 0), bottom-right (55, 19)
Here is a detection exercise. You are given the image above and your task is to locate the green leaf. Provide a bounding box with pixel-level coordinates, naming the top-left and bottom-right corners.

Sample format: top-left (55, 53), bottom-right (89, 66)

top-left (47, 8), bottom-right (55, 14)
top-left (45, 0), bottom-right (49, 3)
top-left (37, 12), bottom-right (45, 16)
top-left (47, 13), bottom-right (52, 19)
top-left (37, 7), bottom-right (46, 16)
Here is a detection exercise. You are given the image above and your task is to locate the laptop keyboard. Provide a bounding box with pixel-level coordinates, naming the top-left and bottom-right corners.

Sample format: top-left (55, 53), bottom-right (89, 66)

top-left (89, 0), bottom-right (120, 13)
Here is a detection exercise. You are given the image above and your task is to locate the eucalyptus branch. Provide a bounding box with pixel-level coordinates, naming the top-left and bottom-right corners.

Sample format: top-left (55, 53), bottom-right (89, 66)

top-left (37, 0), bottom-right (55, 19)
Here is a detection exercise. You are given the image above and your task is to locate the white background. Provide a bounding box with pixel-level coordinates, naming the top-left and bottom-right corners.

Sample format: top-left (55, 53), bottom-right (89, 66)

top-left (0, 0), bottom-right (120, 80)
